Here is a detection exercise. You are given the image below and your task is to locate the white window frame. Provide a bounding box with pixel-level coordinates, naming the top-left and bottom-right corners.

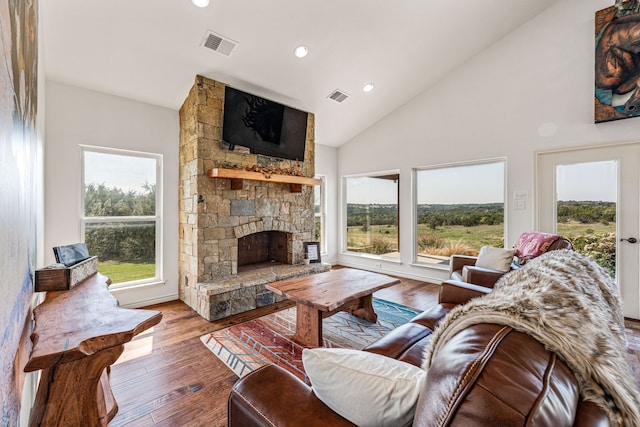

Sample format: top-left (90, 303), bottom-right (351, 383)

top-left (412, 158), bottom-right (506, 269)
top-left (314, 175), bottom-right (327, 254)
top-left (342, 170), bottom-right (400, 259)
top-left (80, 145), bottom-right (163, 289)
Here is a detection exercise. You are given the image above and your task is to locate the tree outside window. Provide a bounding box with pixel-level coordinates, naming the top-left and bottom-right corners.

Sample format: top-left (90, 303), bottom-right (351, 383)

top-left (82, 147), bottom-right (161, 285)
top-left (345, 173), bottom-right (399, 257)
top-left (415, 161), bottom-right (505, 266)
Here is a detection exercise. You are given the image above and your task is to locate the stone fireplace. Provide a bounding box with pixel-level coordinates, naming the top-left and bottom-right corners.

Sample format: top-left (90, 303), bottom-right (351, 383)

top-left (178, 76), bottom-right (328, 321)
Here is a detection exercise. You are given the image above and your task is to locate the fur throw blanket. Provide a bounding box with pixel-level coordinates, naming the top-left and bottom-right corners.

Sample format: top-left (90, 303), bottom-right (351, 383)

top-left (423, 249), bottom-right (640, 426)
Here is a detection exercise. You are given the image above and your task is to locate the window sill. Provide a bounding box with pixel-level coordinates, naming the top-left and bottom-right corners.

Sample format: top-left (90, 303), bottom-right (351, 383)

top-left (341, 251), bottom-right (402, 264)
top-left (409, 261), bottom-right (449, 271)
top-left (108, 279), bottom-right (166, 292)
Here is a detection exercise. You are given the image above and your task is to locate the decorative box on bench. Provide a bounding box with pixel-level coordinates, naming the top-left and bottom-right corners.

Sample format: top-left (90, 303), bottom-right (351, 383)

top-left (35, 256), bottom-right (99, 292)
top-left (35, 243), bottom-right (99, 292)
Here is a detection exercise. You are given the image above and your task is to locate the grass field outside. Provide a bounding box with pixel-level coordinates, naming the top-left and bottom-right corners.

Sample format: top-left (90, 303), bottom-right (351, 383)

top-left (556, 221), bottom-right (614, 238)
top-left (98, 260), bottom-right (155, 284)
top-left (346, 225), bottom-right (399, 254)
top-left (347, 222), bottom-right (613, 252)
top-left (416, 224), bottom-right (504, 253)
top-left (346, 220), bottom-right (615, 275)
top-left (346, 224), bottom-right (503, 256)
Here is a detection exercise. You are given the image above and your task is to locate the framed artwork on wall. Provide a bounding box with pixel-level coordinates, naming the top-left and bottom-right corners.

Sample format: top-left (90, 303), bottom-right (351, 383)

top-left (595, 2), bottom-right (640, 122)
top-left (304, 241), bottom-right (321, 263)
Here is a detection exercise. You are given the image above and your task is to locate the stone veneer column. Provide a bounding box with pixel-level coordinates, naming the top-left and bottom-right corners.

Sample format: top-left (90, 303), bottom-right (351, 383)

top-left (178, 75), bottom-right (316, 311)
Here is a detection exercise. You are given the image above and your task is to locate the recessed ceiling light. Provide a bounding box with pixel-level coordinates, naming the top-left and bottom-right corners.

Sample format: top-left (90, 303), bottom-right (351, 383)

top-left (363, 83), bottom-right (375, 93)
top-left (192, 0), bottom-right (209, 7)
top-left (294, 45), bottom-right (309, 58)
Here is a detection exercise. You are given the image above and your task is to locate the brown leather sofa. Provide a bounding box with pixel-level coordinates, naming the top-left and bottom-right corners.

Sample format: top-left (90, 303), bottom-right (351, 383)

top-left (450, 234), bottom-right (573, 288)
top-left (228, 280), bottom-right (609, 426)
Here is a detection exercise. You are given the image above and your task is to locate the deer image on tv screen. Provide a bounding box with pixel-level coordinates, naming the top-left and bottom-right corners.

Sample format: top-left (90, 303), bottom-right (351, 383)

top-left (223, 86), bottom-right (308, 161)
top-left (241, 95), bottom-right (284, 144)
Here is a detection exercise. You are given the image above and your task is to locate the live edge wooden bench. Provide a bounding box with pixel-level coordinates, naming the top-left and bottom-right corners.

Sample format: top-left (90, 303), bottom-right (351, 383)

top-left (24, 273), bottom-right (162, 427)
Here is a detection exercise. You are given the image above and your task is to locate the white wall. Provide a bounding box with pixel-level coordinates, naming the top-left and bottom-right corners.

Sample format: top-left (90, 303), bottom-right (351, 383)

top-left (337, 0), bottom-right (639, 282)
top-left (44, 81), bottom-right (179, 307)
top-left (315, 144), bottom-right (339, 264)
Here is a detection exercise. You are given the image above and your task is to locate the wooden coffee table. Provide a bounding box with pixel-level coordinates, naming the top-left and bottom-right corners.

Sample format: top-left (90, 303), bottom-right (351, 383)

top-left (266, 268), bottom-right (401, 347)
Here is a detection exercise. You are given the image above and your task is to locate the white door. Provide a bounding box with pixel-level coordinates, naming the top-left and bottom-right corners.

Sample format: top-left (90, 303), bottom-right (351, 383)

top-left (537, 143), bottom-right (640, 319)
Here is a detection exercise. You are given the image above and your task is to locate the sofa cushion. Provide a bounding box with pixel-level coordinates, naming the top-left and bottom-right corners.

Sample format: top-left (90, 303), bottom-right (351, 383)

top-left (363, 305), bottom-right (450, 366)
top-left (302, 348), bottom-right (426, 427)
top-left (363, 322), bottom-right (433, 365)
top-left (475, 246), bottom-right (516, 272)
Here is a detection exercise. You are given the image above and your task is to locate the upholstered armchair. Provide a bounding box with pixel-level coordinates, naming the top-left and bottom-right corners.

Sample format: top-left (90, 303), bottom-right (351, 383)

top-left (449, 231), bottom-right (573, 288)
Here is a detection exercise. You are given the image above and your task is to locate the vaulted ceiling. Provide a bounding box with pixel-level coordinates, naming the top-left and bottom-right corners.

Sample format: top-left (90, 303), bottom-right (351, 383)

top-left (43, 0), bottom-right (559, 146)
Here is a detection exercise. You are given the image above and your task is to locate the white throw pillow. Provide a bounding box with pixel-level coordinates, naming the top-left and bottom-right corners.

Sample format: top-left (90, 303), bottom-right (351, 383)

top-left (302, 348), bottom-right (426, 427)
top-left (475, 246), bottom-right (516, 272)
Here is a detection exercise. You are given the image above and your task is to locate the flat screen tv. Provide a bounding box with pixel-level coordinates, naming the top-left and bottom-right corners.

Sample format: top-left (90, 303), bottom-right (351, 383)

top-left (222, 86), bottom-right (308, 161)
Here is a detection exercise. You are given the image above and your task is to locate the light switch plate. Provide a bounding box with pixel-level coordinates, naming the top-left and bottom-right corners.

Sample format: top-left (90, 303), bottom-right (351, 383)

top-left (513, 199), bottom-right (526, 210)
top-left (514, 190), bottom-right (528, 200)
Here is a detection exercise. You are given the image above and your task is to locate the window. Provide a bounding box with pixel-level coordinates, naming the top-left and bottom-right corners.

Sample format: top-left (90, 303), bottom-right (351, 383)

top-left (344, 172), bottom-right (399, 257)
top-left (314, 176), bottom-right (326, 253)
top-left (415, 161), bottom-right (505, 266)
top-left (556, 161), bottom-right (616, 277)
top-left (81, 146), bottom-right (162, 286)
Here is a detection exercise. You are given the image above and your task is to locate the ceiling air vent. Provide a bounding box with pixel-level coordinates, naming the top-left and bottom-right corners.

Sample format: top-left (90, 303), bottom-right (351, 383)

top-left (327, 89), bottom-right (350, 103)
top-left (201, 30), bottom-right (237, 56)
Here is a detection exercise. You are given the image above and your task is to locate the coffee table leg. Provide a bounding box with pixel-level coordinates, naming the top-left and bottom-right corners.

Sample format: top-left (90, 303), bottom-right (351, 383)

top-left (296, 304), bottom-right (322, 347)
top-left (348, 294), bottom-right (378, 323)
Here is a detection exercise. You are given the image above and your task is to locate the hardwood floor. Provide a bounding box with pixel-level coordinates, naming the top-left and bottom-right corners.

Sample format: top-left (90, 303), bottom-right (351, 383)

top-left (108, 299), bottom-right (295, 427)
top-left (108, 277), bottom-right (640, 426)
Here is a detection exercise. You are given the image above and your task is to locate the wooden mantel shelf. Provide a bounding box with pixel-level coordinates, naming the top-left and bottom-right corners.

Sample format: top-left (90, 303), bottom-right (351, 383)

top-left (207, 168), bottom-right (322, 193)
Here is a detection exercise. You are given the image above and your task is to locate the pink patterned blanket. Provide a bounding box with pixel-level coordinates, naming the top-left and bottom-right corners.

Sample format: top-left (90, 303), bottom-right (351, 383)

top-left (513, 231), bottom-right (560, 260)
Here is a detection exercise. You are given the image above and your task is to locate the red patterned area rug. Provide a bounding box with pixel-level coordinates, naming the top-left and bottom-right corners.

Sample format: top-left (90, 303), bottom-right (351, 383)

top-left (200, 299), bottom-right (420, 382)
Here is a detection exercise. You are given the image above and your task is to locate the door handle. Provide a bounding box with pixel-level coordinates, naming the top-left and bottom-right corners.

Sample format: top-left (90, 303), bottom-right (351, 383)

top-left (620, 237), bottom-right (638, 243)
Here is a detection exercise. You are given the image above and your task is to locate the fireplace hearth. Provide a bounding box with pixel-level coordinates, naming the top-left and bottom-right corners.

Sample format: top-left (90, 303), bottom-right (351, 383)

top-left (197, 263), bottom-right (328, 321)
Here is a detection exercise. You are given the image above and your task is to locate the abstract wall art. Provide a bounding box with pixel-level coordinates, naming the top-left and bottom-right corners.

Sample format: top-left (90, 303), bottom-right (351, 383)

top-left (0, 0), bottom-right (39, 424)
top-left (595, 1), bottom-right (640, 122)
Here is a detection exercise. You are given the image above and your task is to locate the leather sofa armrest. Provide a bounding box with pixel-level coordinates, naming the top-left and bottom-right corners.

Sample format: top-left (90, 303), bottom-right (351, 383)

top-left (439, 280), bottom-right (492, 305)
top-left (572, 399), bottom-right (610, 427)
top-left (228, 364), bottom-right (356, 427)
top-left (449, 255), bottom-right (477, 274)
top-left (462, 265), bottom-right (506, 288)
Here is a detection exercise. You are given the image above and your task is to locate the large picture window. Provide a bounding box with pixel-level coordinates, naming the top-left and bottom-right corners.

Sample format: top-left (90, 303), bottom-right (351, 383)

top-left (81, 146), bottom-right (162, 286)
top-left (415, 161), bottom-right (505, 266)
top-left (345, 172), bottom-right (399, 257)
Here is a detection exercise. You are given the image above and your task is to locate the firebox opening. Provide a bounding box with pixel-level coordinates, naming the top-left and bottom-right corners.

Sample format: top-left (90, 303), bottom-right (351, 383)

top-left (237, 231), bottom-right (289, 273)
